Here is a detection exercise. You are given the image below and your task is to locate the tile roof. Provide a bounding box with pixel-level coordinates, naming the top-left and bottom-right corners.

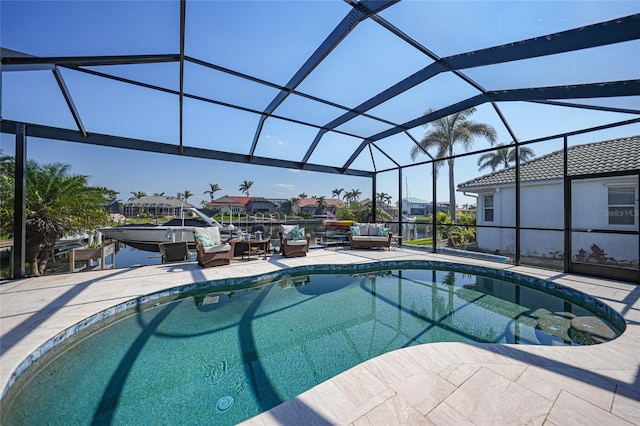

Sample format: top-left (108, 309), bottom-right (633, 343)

top-left (299, 197), bottom-right (344, 208)
top-left (458, 135), bottom-right (640, 191)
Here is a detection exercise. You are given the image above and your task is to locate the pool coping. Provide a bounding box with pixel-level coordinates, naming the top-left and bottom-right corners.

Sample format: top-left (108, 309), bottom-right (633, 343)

top-left (1, 248), bottom-right (638, 424)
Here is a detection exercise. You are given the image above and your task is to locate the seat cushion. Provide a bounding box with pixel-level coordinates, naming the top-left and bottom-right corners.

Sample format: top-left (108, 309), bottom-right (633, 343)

top-left (285, 239), bottom-right (308, 246)
top-left (367, 225), bottom-right (381, 236)
top-left (202, 243), bottom-right (231, 254)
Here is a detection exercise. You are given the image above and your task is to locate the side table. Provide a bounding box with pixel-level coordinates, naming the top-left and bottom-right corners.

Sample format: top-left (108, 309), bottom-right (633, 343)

top-left (235, 238), bottom-right (271, 260)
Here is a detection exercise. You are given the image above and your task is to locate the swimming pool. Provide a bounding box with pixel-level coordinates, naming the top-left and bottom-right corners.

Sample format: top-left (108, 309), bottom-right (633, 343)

top-left (1, 262), bottom-right (624, 425)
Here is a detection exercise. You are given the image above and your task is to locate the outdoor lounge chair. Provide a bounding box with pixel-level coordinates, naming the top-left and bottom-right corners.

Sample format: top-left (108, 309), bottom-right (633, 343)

top-left (279, 224), bottom-right (311, 257)
top-left (193, 227), bottom-right (235, 267)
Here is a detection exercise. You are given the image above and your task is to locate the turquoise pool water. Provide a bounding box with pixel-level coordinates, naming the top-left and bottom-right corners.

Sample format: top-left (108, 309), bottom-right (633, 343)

top-left (1, 265), bottom-right (623, 425)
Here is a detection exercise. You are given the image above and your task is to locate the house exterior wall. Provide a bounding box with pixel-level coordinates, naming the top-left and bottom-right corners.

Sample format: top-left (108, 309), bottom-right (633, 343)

top-left (473, 178), bottom-right (638, 262)
top-left (476, 187), bottom-right (516, 254)
top-left (247, 200), bottom-right (275, 213)
top-left (571, 177), bottom-right (638, 262)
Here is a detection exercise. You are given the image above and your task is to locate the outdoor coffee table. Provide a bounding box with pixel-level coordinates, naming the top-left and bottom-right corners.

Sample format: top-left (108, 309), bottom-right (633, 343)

top-left (235, 238), bottom-right (271, 260)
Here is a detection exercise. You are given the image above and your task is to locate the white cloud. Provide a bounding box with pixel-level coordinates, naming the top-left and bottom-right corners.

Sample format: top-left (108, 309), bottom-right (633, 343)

top-left (275, 183), bottom-right (295, 189)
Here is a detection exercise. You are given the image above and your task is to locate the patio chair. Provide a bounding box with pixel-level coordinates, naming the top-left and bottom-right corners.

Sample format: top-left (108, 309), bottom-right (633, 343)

top-left (279, 224), bottom-right (311, 257)
top-left (193, 227), bottom-right (235, 267)
top-left (158, 241), bottom-right (190, 263)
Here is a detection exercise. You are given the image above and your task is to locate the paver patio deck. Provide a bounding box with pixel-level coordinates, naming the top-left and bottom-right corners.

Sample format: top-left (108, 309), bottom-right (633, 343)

top-left (1, 247), bottom-right (638, 425)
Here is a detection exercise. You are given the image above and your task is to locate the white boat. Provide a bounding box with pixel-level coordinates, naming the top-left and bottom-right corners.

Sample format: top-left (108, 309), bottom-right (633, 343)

top-left (99, 208), bottom-right (238, 252)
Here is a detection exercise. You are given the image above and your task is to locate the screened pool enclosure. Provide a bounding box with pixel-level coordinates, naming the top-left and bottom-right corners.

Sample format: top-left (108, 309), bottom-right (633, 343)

top-left (1, 1), bottom-right (639, 282)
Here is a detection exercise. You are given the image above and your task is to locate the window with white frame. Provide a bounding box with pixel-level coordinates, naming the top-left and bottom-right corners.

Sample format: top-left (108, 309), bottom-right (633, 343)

top-left (608, 185), bottom-right (637, 225)
top-left (483, 194), bottom-right (494, 222)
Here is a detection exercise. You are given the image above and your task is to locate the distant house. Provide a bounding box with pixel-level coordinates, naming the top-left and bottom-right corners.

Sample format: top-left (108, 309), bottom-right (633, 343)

top-left (265, 198), bottom-right (289, 210)
top-left (298, 197), bottom-right (344, 216)
top-left (400, 197), bottom-right (448, 216)
top-left (206, 195), bottom-right (276, 214)
top-left (101, 200), bottom-right (121, 214)
top-left (122, 195), bottom-right (195, 218)
top-left (207, 195), bottom-right (245, 214)
top-left (247, 197), bottom-right (277, 214)
top-left (457, 136), bottom-right (639, 262)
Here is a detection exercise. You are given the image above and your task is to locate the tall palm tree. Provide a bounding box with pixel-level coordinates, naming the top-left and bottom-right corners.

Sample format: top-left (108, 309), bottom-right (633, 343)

top-left (331, 188), bottom-right (344, 199)
top-left (180, 190), bottom-right (193, 202)
top-left (1, 160), bottom-right (111, 276)
top-left (239, 180), bottom-right (254, 196)
top-left (376, 192), bottom-right (392, 206)
top-left (153, 192), bottom-right (165, 196)
top-left (203, 183), bottom-right (222, 201)
top-left (477, 144), bottom-right (536, 172)
top-left (129, 191), bottom-right (146, 200)
top-left (350, 188), bottom-right (362, 202)
top-left (315, 196), bottom-right (327, 215)
top-left (410, 107), bottom-right (497, 219)
top-left (290, 197), bottom-right (300, 214)
top-left (298, 192), bottom-right (307, 199)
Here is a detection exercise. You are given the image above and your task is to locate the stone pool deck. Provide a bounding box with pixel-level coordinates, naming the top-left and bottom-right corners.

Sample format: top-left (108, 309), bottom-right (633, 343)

top-left (1, 247), bottom-right (638, 425)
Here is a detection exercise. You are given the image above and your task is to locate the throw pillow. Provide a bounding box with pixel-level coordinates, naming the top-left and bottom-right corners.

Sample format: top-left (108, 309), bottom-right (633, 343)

top-left (194, 232), bottom-right (214, 247)
top-left (280, 224), bottom-right (298, 240)
top-left (292, 227), bottom-right (305, 240)
top-left (377, 227), bottom-right (389, 237)
top-left (350, 225), bottom-right (361, 236)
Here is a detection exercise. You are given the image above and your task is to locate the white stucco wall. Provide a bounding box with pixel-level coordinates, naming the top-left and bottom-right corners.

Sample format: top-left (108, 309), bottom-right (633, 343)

top-left (572, 232), bottom-right (638, 263)
top-left (520, 182), bottom-right (564, 228)
top-left (471, 178), bottom-right (638, 262)
top-left (476, 188), bottom-right (516, 254)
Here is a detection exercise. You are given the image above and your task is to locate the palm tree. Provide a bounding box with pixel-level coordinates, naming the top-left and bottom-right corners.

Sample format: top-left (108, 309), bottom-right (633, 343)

top-left (153, 192), bottom-right (165, 196)
top-left (180, 190), bottom-right (193, 202)
top-left (331, 188), bottom-right (344, 199)
top-left (410, 107), bottom-right (497, 219)
top-left (290, 197), bottom-right (300, 214)
top-left (298, 192), bottom-right (307, 199)
top-left (350, 188), bottom-right (362, 202)
top-left (477, 144), bottom-right (536, 172)
top-left (203, 183), bottom-right (222, 201)
top-left (315, 196), bottom-right (327, 215)
top-left (376, 192), bottom-right (392, 206)
top-left (0, 160), bottom-right (111, 276)
top-left (129, 191), bottom-right (146, 200)
top-left (239, 180), bottom-right (254, 196)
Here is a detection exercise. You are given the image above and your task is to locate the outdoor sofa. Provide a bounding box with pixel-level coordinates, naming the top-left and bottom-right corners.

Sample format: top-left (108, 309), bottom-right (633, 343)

top-left (348, 223), bottom-right (392, 250)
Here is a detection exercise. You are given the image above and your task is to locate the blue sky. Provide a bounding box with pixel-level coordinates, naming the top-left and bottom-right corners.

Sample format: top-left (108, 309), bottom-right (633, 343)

top-left (2, 1), bottom-right (639, 208)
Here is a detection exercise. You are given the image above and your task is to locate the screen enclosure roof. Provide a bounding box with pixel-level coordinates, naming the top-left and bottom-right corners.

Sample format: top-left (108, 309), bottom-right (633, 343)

top-left (2, 0), bottom-right (640, 178)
